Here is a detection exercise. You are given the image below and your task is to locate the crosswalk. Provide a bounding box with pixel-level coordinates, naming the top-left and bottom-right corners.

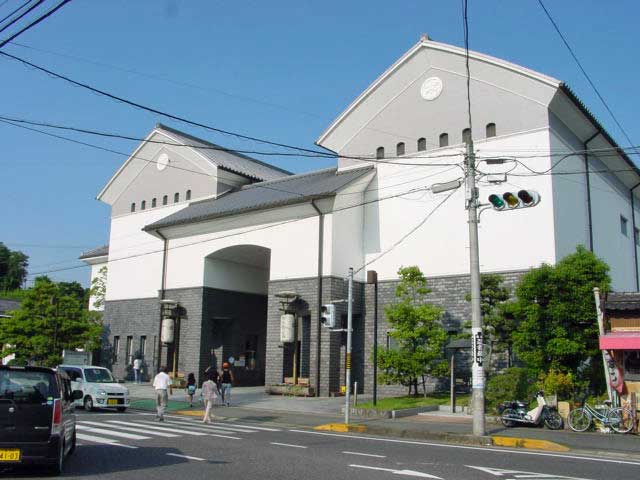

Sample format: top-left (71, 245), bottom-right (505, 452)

top-left (76, 415), bottom-right (280, 449)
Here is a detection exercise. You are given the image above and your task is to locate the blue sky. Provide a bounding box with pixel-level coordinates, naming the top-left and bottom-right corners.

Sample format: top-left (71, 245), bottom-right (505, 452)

top-left (1, 0), bottom-right (638, 286)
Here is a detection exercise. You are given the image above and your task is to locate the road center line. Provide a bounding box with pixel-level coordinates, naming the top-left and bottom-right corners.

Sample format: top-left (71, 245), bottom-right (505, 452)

top-left (166, 453), bottom-right (206, 461)
top-left (288, 430), bottom-right (640, 467)
top-left (343, 451), bottom-right (387, 458)
top-left (271, 442), bottom-right (307, 449)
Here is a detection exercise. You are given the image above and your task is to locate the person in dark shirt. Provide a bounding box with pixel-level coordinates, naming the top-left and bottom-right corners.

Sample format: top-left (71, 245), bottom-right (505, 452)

top-left (220, 363), bottom-right (234, 406)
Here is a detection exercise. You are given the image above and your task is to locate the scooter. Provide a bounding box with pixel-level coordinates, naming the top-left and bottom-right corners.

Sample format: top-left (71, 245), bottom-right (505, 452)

top-left (499, 391), bottom-right (563, 430)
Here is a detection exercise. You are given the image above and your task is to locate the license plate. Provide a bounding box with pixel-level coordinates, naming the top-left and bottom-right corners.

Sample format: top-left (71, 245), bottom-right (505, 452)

top-left (0, 449), bottom-right (20, 462)
top-left (107, 398), bottom-right (119, 405)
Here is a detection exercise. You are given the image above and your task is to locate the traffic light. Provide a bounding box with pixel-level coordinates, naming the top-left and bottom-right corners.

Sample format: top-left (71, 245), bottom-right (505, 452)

top-left (320, 304), bottom-right (336, 328)
top-left (488, 190), bottom-right (541, 211)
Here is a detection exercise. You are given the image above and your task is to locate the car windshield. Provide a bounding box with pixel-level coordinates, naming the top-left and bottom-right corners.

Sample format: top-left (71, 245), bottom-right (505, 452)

top-left (0, 370), bottom-right (57, 404)
top-left (84, 368), bottom-right (116, 383)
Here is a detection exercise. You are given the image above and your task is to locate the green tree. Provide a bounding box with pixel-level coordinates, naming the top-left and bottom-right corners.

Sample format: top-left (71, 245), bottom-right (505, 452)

top-left (377, 266), bottom-right (448, 396)
top-left (511, 246), bottom-right (610, 386)
top-left (58, 281), bottom-right (89, 306)
top-left (0, 277), bottom-right (102, 366)
top-left (0, 242), bottom-right (29, 291)
top-left (89, 266), bottom-right (107, 310)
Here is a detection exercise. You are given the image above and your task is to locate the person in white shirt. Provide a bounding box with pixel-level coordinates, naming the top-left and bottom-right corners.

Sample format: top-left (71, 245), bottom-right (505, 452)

top-left (152, 366), bottom-right (173, 421)
top-left (133, 357), bottom-right (143, 384)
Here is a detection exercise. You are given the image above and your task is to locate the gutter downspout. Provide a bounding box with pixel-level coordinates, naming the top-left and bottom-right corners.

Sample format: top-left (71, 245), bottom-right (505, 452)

top-left (631, 182), bottom-right (640, 291)
top-left (584, 131), bottom-right (600, 252)
top-left (156, 230), bottom-right (169, 374)
top-left (311, 200), bottom-right (324, 397)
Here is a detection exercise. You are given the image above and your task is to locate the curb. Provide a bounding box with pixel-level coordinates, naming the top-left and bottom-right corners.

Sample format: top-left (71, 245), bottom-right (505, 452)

top-left (314, 423), bottom-right (367, 433)
top-left (491, 435), bottom-right (569, 452)
top-left (363, 424), bottom-right (492, 446)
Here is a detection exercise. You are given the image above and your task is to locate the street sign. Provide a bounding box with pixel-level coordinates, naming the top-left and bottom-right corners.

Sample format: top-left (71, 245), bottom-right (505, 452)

top-left (473, 330), bottom-right (484, 367)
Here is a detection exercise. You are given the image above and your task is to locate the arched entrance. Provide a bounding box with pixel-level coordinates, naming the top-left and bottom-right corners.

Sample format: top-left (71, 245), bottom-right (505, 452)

top-left (202, 245), bottom-right (270, 386)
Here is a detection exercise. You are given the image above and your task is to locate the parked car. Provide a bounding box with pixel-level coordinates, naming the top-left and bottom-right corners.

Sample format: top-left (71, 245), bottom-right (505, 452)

top-left (58, 365), bottom-right (130, 412)
top-left (0, 365), bottom-right (82, 475)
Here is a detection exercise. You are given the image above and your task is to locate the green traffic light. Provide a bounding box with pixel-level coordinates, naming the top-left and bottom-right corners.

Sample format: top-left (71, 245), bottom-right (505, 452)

top-left (488, 194), bottom-right (505, 210)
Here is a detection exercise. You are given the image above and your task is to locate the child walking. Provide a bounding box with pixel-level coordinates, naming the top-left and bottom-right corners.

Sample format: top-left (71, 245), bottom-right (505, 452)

top-left (201, 373), bottom-right (218, 424)
top-left (185, 372), bottom-right (197, 407)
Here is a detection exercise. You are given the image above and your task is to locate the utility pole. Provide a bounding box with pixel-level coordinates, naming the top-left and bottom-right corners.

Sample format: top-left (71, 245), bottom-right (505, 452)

top-left (465, 139), bottom-right (485, 437)
top-left (344, 267), bottom-right (354, 424)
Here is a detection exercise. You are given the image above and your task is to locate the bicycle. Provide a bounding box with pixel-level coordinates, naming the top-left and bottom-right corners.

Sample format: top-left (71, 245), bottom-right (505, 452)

top-left (567, 400), bottom-right (634, 433)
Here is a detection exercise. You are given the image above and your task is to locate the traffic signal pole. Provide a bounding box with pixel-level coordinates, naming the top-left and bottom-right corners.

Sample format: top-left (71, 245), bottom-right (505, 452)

top-left (465, 139), bottom-right (486, 437)
top-left (345, 267), bottom-right (354, 424)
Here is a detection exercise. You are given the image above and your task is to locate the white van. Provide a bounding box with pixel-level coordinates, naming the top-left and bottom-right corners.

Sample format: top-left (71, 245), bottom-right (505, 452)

top-left (58, 365), bottom-right (130, 412)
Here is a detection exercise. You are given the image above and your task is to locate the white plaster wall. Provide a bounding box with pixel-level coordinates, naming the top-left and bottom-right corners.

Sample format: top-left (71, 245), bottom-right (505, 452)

top-left (106, 204), bottom-right (187, 301)
top-left (88, 260), bottom-right (108, 311)
top-left (362, 129), bottom-right (557, 281)
top-left (203, 257), bottom-right (269, 295)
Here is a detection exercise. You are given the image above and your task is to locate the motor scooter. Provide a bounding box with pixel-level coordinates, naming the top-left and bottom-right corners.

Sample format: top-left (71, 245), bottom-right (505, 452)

top-left (499, 391), bottom-right (563, 430)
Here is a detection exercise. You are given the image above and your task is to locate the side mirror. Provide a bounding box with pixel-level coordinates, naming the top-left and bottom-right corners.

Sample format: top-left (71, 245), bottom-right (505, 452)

top-left (72, 390), bottom-right (84, 401)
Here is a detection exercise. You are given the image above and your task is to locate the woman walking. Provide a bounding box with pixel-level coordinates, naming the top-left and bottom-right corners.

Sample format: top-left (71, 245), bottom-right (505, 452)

top-left (185, 373), bottom-right (197, 407)
top-left (201, 373), bottom-right (218, 423)
top-left (221, 362), bottom-right (234, 407)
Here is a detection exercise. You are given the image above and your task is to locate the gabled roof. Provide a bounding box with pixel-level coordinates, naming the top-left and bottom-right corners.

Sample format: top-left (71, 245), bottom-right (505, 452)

top-left (604, 292), bottom-right (640, 312)
top-left (144, 166), bottom-right (373, 231)
top-left (155, 123), bottom-right (292, 182)
top-left (79, 245), bottom-right (109, 260)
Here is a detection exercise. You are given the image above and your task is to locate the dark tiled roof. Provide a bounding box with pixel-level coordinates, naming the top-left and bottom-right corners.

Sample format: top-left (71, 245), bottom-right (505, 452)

top-left (0, 299), bottom-right (20, 316)
top-left (144, 166), bottom-right (373, 231)
top-left (156, 123), bottom-right (292, 182)
top-left (79, 245), bottom-right (109, 260)
top-left (604, 292), bottom-right (640, 311)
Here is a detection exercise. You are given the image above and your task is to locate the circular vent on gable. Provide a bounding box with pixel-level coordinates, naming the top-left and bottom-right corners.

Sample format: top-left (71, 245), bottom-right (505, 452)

top-left (157, 153), bottom-right (170, 171)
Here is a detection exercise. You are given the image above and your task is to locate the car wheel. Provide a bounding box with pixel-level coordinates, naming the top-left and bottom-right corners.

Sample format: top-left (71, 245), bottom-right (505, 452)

top-left (117, 407), bottom-right (127, 412)
top-left (48, 440), bottom-right (64, 476)
top-left (83, 396), bottom-right (94, 412)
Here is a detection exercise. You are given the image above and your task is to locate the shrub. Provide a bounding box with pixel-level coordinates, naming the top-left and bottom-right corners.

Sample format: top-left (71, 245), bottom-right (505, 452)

top-left (536, 369), bottom-right (575, 400)
top-left (485, 367), bottom-right (531, 412)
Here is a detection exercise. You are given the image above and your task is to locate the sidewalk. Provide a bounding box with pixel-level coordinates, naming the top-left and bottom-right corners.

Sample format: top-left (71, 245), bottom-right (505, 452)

top-left (125, 383), bottom-right (640, 458)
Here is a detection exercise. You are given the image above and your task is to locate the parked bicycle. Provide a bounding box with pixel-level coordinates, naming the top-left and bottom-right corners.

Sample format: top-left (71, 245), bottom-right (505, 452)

top-left (567, 400), bottom-right (634, 433)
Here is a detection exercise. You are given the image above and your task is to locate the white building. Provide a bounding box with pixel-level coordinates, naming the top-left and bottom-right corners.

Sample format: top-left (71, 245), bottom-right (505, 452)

top-left (81, 36), bottom-right (640, 395)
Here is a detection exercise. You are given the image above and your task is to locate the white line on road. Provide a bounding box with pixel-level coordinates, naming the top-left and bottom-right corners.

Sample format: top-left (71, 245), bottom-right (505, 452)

top-left (166, 453), bottom-right (206, 462)
top-left (79, 421), bottom-right (180, 437)
top-left (350, 464), bottom-right (441, 478)
top-left (467, 465), bottom-right (590, 479)
top-left (76, 425), bottom-right (150, 440)
top-left (76, 433), bottom-right (137, 449)
top-left (289, 430), bottom-right (640, 467)
top-left (343, 451), bottom-right (387, 458)
top-left (107, 420), bottom-right (208, 436)
top-left (160, 418), bottom-right (258, 433)
top-left (270, 442), bottom-right (307, 449)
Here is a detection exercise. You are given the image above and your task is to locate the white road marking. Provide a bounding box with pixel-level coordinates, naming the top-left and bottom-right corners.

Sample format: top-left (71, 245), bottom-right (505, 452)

top-left (76, 433), bottom-right (137, 449)
top-left (467, 466), bottom-right (590, 479)
top-left (289, 430), bottom-right (640, 467)
top-left (343, 451), bottom-right (387, 458)
top-left (271, 442), bottom-right (307, 449)
top-left (79, 421), bottom-right (180, 437)
top-left (76, 425), bottom-right (150, 440)
top-left (215, 421), bottom-right (280, 432)
top-left (350, 464), bottom-right (441, 478)
top-left (166, 453), bottom-right (206, 461)
top-left (106, 420), bottom-right (208, 436)
top-left (161, 418), bottom-right (258, 433)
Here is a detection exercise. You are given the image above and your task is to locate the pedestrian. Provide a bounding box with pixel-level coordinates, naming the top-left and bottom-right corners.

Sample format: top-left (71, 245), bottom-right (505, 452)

top-left (220, 362), bottom-right (234, 407)
top-left (152, 366), bottom-right (173, 422)
top-left (201, 373), bottom-right (218, 423)
top-left (186, 372), bottom-right (196, 407)
top-left (133, 356), bottom-right (143, 384)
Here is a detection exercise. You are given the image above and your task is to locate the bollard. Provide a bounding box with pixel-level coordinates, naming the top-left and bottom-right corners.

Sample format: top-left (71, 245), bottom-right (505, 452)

top-left (354, 382), bottom-right (358, 406)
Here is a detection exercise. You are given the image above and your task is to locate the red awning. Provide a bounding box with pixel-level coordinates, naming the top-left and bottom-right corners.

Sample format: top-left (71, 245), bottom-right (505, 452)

top-left (599, 332), bottom-right (640, 350)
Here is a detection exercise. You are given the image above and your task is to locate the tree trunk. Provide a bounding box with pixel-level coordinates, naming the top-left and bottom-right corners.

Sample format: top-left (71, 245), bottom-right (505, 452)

top-left (421, 375), bottom-right (427, 398)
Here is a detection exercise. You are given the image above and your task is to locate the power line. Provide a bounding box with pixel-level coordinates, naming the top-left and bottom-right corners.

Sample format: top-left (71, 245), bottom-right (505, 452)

top-left (0, 0), bottom-right (43, 34)
top-left (537, 0), bottom-right (639, 156)
top-left (0, 1), bottom-right (72, 51)
top-left (0, 0), bottom-right (35, 28)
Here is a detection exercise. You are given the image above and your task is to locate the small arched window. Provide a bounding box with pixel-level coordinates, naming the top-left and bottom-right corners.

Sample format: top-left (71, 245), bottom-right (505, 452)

top-left (162, 195), bottom-right (168, 206)
top-left (462, 128), bottom-right (471, 144)
top-left (486, 122), bottom-right (496, 138)
top-left (439, 133), bottom-right (449, 148)
top-left (141, 200), bottom-right (146, 210)
top-left (396, 142), bottom-right (405, 156)
top-left (130, 202), bottom-right (136, 213)
top-left (417, 138), bottom-right (426, 151)
top-left (376, 147), bottom-right (385, 159)
top-left (186, 189), bottom-right (192, 201)
top-left (152, 198), bottom-right (157, 208)
top-left (174, 192), bottom-right (179, 203)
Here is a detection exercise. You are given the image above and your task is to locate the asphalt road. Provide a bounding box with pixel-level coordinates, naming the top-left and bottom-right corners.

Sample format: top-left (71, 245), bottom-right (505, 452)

top-left (3, 410), bottom-right (639, 480)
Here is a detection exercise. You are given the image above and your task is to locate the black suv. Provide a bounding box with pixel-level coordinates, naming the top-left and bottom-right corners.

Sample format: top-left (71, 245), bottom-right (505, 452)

top-left (0, 366), bottom-right (82, 475)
